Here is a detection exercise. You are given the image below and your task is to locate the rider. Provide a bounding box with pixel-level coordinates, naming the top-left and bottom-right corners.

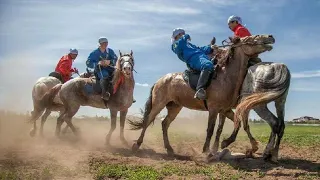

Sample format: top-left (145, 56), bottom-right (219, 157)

top-left (86, 37), bottom-right (118, 101)
top-left (171, 28), bottom-right (215, 100)
top-left (227, 15), bottom-right (262, 66)
top-left (49, 48), bottom-right (79, 83)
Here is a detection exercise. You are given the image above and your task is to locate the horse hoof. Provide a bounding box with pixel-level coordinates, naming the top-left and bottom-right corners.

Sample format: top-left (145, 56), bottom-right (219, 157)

top-left (29, 129), bottom-right (36, 137)
top-left (132, 142), bottom-right (140, 152)
top-left (167, 150), bottom-right (175, 157)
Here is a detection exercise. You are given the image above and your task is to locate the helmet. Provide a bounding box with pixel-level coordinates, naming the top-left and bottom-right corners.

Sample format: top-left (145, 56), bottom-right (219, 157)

top-left (98, 37), bottom-right (108, 44)
top-left (69, 48), bottom-right (78, 55)
top-left (228, 15), bottom-right (242, 24)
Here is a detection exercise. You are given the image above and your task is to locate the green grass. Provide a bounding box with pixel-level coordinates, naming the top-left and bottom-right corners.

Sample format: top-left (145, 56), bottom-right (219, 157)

top-left (88, 158), bottom-right (252, 180)
top-left (244, 123), bottom-right (320, 147)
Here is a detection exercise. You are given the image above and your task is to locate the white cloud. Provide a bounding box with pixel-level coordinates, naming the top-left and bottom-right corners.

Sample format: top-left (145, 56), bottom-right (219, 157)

top-left (135, 83), bottom-right (150, 87)
top-left (292, 70), bottom-right (320, 79)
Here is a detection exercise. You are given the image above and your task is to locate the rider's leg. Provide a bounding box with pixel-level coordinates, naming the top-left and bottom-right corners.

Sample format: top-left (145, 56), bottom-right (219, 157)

top-left (97, 68), bottom-right (111, 101)
top-left (188, 54), bottom-right (214, 100)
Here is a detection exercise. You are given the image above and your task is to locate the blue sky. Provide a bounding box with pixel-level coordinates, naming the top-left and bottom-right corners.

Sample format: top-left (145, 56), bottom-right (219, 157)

top-left (0, 0), bottom-right (320, 120)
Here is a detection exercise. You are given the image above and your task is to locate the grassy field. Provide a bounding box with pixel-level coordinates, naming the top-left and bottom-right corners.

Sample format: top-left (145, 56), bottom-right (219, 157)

top-left (0, 111), bottom-right (319, 179)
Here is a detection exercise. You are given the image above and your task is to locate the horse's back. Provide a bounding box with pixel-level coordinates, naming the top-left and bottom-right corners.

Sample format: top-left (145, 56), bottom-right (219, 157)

top-left (32, 76), bottom-right (61, 102)
top-left (242, 62), bottom-right (289, 95)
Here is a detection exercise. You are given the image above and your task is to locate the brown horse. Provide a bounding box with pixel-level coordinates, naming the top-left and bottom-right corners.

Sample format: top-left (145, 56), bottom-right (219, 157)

top-left (128, 35), bottom-right (275, 157)
top-left (41, 51), bottom-right (135, 145)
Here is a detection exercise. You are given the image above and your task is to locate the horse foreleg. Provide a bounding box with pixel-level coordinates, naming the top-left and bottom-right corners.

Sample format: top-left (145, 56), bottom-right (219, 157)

top-left (211, 113), bottom-right (227, 154)
top-left (40, 109), bottom-right (51, 137)
top-left (161, 102), bottom-right (182, 156)
top-left (120, 110), bottom-right (128, 146)
top-left (106, 109), bottom-right (117, 146)
top-left (202, 110), bottom-right (218, 153)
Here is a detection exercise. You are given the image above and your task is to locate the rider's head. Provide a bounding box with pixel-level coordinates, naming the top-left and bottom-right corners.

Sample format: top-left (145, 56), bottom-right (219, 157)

top-left (171, 28), bottom-right (185, 42)
top-left (228, 15), bottom-right (242, 31)
top-left (69, 48), bottom-right (78, 60)
top-left (99, 37), bottom-right (108, 50)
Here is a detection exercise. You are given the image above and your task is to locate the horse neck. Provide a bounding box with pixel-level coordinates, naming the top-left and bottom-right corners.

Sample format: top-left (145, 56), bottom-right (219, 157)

top-left (115, 74), bottom-right (134, 97)
top-left (223, 47), bottom-right (249, 105)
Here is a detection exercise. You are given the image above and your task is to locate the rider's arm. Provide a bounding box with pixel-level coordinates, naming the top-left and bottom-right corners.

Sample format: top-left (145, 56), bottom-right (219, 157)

top-left (182, 34), bottom-right (191, 42)
top-left (86, 50), bottom-right (98, 69)
top-left (109, 49), bottom-right (118, 66)
top-left (199, 45), bottom-right (213, 55)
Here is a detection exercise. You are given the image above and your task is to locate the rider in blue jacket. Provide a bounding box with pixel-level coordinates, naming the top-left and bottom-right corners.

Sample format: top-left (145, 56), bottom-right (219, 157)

top-left (86, 37), bottom-right (118, 100)
top-left (171, 28), bottom-right (215, 100)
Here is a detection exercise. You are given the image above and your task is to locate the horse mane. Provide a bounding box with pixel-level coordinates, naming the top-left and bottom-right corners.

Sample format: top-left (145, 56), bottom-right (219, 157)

top-left (211, 37), bottom-right (241, 67)
top-left (112, 56), bottom-right (122, 86)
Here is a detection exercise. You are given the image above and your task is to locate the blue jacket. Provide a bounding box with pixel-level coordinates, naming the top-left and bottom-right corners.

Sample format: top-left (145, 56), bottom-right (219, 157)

top-left (171, 34), bottom-right (212, 63)
top-left (86, 48), bottom-right (118, 69)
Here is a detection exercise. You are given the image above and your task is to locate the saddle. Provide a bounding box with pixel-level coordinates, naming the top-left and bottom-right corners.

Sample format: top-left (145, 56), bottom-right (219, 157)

top-left (84, 78), bottom-right (103, 95)
top-left (182, 68), bottom-right (214, 91)
top-left (182, 47), bottom-right (229, 91)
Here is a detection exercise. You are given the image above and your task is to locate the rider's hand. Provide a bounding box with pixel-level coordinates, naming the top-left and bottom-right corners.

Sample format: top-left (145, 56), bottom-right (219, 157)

top-left (73, 68), bottom-right (79, 74)
top-left (99, 60), bottom-right (110, 67)
top-left (211, 45), bottom-right (218, 50)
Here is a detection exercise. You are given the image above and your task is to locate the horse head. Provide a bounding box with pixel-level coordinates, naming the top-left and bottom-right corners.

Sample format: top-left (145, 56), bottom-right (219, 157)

top-left (117, 50), bottom-right (135, 77)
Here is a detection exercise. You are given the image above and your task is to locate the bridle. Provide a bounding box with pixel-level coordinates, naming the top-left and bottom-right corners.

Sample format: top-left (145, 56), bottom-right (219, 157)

top-left (119, 54), bottom-right (137, 73)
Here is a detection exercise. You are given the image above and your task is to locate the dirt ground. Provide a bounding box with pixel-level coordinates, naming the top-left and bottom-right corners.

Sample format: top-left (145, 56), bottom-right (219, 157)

top-left (0, 112), bottom-right (319, 179)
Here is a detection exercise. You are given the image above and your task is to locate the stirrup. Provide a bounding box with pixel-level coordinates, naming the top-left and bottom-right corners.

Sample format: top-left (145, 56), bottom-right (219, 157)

top-left (101, 92), bottom-right (110, 101)
top-left (194, 89), bottom-right (207, 100)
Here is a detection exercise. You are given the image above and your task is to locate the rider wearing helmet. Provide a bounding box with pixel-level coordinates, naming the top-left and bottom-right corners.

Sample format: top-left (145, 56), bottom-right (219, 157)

top-left (86, 37), bottom-right (118, 101)
top-left (49, 48), bottom-right (79, 83)
top-left (227, 15), bottom-right (262, 66)
top-left (171, 28), bottom-right (215, 100)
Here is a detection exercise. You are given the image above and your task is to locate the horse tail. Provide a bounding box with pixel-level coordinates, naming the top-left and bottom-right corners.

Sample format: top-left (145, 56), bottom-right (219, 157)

top-left (235, 63), bottom-right (291, 125)
top-left (128, 84), bottom-right (155, 130)
top-left (39, 84), bottom-right (63, 108)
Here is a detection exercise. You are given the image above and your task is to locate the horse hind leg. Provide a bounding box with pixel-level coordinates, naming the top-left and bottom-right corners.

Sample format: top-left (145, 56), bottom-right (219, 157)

top-left (29, 107), bottom-right (45, 137)
top-left (253, 104), bottom-right (278, 160)
top-left (161, 102), bottom-right (182, 156)
top-left (40, 109), bottom-right (51, 137)
top-left (272, 96), bottom-right (287, 162)
top-left (242, 114), bottom-right (259, 157)
top-left (132, 101), bottom-right (167, 152)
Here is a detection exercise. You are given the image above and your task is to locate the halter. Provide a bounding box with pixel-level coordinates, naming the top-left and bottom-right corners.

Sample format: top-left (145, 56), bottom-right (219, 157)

top-left (119, 54), bottom-right (137, 73)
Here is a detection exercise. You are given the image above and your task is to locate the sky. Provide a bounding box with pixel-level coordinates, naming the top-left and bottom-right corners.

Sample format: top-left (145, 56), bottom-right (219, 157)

top-left (0, 0), bottom-right (320, 120)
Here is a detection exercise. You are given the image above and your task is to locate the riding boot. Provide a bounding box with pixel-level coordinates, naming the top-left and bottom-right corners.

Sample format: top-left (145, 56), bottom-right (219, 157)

top-left (100, 78), bottom-right (111, 101)
top-left (194, 69), bottom-right (212, 100)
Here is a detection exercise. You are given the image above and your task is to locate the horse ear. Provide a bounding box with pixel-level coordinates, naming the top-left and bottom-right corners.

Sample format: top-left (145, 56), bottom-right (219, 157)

top-left (119, 50), bottom-right (122, 57)
top-left (130, 50), bottom-right (133, 56)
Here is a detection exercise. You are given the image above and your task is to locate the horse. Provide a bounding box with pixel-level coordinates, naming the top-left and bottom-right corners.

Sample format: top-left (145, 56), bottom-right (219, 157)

top-left (128, 35), bottom-right (275, 157)
top-left (40, 51), bottom-right (135, 146)
top-left (29, 70), bottom-right (90, 137)
top-left (219, 62), bottom-right (290, 162)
